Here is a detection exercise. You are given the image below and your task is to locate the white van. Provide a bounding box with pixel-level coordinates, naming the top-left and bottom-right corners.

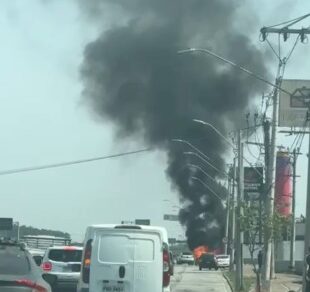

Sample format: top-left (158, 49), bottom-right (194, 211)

top-left (77, 224), bottom-right (171, 292)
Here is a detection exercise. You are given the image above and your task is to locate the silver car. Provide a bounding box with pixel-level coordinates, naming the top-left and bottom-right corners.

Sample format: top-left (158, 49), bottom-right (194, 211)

top-left (42, 245), bottom-right (83, 290)
top-left (0, 240), bottom-right (54, 292)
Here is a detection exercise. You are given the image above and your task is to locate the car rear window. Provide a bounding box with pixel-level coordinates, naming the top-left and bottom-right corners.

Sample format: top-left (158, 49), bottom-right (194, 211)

top-left (202, 254), bottom-right (214, 259)
top-left (0, 246), bottom-right (30, 275)
top-left (98, 235), bottom-right (155, 263)
top-left (48, 249), bottom-right (82, 262)
top-left (217, 255), bottom-right (229, 259)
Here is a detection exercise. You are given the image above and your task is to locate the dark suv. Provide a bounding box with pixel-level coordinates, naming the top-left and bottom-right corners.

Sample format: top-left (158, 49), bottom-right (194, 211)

top-left (0, 240), bottom-right (55, 292)
top-left (198, 253), bottom-right (218, 271)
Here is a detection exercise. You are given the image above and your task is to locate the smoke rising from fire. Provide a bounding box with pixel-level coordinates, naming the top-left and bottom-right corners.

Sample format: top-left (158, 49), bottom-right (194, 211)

top-left (80, 0), bottom-right (268, 249)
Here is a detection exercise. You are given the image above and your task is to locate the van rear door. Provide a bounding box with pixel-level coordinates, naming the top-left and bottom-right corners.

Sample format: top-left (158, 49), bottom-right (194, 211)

top-left (90, 228), bottom-right (162, 292)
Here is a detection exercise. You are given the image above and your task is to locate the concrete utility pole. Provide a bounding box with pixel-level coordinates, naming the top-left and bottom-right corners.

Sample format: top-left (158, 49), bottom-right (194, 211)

top-left (289, 148), bottom-right (301, 271)
top-left (304, 110), bottom-right (310, 292)
top-left (225, 175), bottom-right (231, 255)
top-left (262, 118), bottom-right (272, 289)
top-left (235, 132), bottom-right (244, 291)
top-left (260, 19), bottom-right (310, 288)
top-left (230, 157), bottom-right (237, 271)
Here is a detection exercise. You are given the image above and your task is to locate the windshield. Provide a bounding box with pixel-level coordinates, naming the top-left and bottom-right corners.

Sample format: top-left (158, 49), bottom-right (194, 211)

top-left (0, 246), bottom-right (30, 275)
top-left (48, 249), bottom-right (82, 263)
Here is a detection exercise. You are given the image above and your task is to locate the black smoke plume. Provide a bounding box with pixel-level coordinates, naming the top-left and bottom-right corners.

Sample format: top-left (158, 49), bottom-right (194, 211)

top-left (80, 0), bottom-right (268, 250)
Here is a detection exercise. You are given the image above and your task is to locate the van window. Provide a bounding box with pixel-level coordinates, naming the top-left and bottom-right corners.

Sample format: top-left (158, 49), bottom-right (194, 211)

top-left (98, 235), bottom-right (154, 263)
top-left (134, 239), bottom-right (154, 261)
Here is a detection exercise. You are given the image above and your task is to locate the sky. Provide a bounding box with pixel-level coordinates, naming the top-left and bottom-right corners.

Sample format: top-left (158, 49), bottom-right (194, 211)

top-left (0, 0), bottom-right (309, 241)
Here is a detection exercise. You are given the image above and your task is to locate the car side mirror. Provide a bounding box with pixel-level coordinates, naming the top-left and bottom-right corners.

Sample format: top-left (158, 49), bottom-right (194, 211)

top-left (42, 274), bottom-right (57, 286)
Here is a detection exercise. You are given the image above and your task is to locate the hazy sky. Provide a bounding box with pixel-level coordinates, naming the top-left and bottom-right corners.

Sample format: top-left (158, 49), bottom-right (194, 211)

top-left (0, 1), bottom-right (309, 241)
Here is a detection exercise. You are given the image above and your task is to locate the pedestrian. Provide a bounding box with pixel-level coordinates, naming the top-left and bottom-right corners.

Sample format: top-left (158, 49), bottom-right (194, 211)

top-left (257, 250), bottom-right (263, 272)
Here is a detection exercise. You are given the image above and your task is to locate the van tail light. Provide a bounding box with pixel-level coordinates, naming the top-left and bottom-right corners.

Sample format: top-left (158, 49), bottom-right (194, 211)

top-left (82, 239), bottom-right (93, 284)
top-left (41, 262), bottom-right (52, 272)
top-left (163, 247), bottom-right (171, 288)
top-left (16, 279), bottom-right (47, 292)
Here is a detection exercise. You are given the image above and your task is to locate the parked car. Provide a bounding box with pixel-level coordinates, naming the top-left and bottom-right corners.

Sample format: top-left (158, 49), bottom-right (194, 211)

top-left (77, 224), bottom-right (172, 292)
top-left (41, 245), bottom-right (83, 290)
top-left (0, 239), bottom-right (55, 291)
top-left (198, 253), bottom-right (218, 270)
top-left (178, 252), bottom-right (195, 265)
top-left (215, 254), bottom-right (230, 268)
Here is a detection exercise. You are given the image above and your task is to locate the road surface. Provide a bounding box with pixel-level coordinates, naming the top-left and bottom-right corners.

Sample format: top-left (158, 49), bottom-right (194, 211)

top-left (53, 265), bottom-right (231, 292)
top-left (171, 265), bottom-right (232, 292)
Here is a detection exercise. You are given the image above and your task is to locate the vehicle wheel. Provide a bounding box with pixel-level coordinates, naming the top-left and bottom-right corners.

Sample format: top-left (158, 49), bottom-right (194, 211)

top-left (199, 266), bottom-right (202, 271)
top-left (215, 267), bottom-right (219, 271)
top-left (209, 267), bottom-right (211, 270)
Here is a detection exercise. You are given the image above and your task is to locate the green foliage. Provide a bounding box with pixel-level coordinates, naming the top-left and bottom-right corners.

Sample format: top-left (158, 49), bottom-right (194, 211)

top-left (240, 202), bottom-right (291, 244)
top-left (224, 271), bottom-right (255, 292)
top-left (19, 225), bottom-right (70, 239)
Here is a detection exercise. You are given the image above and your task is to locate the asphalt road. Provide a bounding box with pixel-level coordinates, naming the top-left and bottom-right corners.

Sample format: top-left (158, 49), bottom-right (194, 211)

top-left (52, 265), bottom-right (231, 292)
top-left (171, 265), bottom-right (232, 292)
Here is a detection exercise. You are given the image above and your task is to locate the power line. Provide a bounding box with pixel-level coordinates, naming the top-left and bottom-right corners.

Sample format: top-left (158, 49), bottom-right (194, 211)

top-left (0, 148), bottom-right (153, 176)
top-left (264, 14), bottom-right (310, 29)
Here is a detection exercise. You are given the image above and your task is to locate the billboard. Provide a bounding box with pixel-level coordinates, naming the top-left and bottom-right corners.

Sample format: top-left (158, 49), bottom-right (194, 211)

top-left (163, 214), bottom-right (179, 221)
top-left (244, 167), bottom-right (264, 200)
top-left (275, 151), bottom-right (292, 217)
top-left (0, 218), bottom-right (13, 231)
top-left (279, 79), bottom-right (310, 127)
top-left (135, 219), bottom-right (150, 225)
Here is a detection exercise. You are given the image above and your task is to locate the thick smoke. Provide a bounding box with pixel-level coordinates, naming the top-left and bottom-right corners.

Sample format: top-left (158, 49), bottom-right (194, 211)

top-left (80, 0), bottom-right (268, 250)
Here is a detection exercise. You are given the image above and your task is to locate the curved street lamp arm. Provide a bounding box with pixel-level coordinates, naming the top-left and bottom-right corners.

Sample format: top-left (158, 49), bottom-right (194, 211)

top-left (191, 176), bottom-right (224, 202)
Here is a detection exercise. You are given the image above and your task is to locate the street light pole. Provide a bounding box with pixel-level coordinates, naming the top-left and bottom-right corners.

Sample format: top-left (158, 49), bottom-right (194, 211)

top-left (191, 176), bottom-right (224, 203)
top-left (188, 163), bottom-right (230, 254)
top-left (193, 119), bottom-right (235, 149)
top-left (172, 139), bottom-right (211, 161)
top-left (187, 163), bottom-right (218, 183)
top-left (184, 151), bottom-right (229, 177)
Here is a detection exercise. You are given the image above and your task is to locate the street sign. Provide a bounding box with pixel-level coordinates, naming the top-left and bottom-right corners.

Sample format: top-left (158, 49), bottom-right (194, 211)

top-left (135, 219), bottom-right (150, 226)
top-left (244, 167), bottom-right (264, 200)
top-left (0, 218), bottom-right (13, 231)
top-left (279, 79), bottom-right (310, 127)
top-left (163, 214), bottom-right (179, 221)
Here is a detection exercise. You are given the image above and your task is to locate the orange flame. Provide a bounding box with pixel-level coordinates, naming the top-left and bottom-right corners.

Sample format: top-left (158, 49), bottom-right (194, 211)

top-left (193, 246), bottom-right (209, 260)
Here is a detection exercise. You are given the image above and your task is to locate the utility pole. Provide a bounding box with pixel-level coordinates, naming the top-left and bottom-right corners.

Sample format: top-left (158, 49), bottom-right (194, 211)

top-left (289, 148), bottom-right (301, 271)
top-left (236, 131), bottom-right (244, 291)
top-left (304, 110), bottom-right (310, 292)
top-left (230, 157), bottom-right (237, 271)
top-left (262, 118), bottom-right (272, 291)
top-left (225, 175), bottom-right (231, 255)
top-left (260, 18), bottom-right (310, 289)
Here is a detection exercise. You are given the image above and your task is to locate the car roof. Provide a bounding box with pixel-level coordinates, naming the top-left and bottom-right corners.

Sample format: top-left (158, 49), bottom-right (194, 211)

top-left (87, 224), bottom-right (169, 243)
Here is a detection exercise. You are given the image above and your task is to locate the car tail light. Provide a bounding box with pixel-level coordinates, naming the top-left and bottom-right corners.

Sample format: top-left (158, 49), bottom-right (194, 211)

top-left (163, 247), bottom-right (170, 288)
top-left (41, 261), bottom-right (52, 272)
top-left (16, 279), bottom-right (47, 292)
top-left (82, 239), bottom-right (93, 283)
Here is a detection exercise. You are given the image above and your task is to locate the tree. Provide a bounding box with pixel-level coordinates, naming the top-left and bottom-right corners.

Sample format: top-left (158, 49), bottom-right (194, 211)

top-left (240, 202), bottom-right (289, 292)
